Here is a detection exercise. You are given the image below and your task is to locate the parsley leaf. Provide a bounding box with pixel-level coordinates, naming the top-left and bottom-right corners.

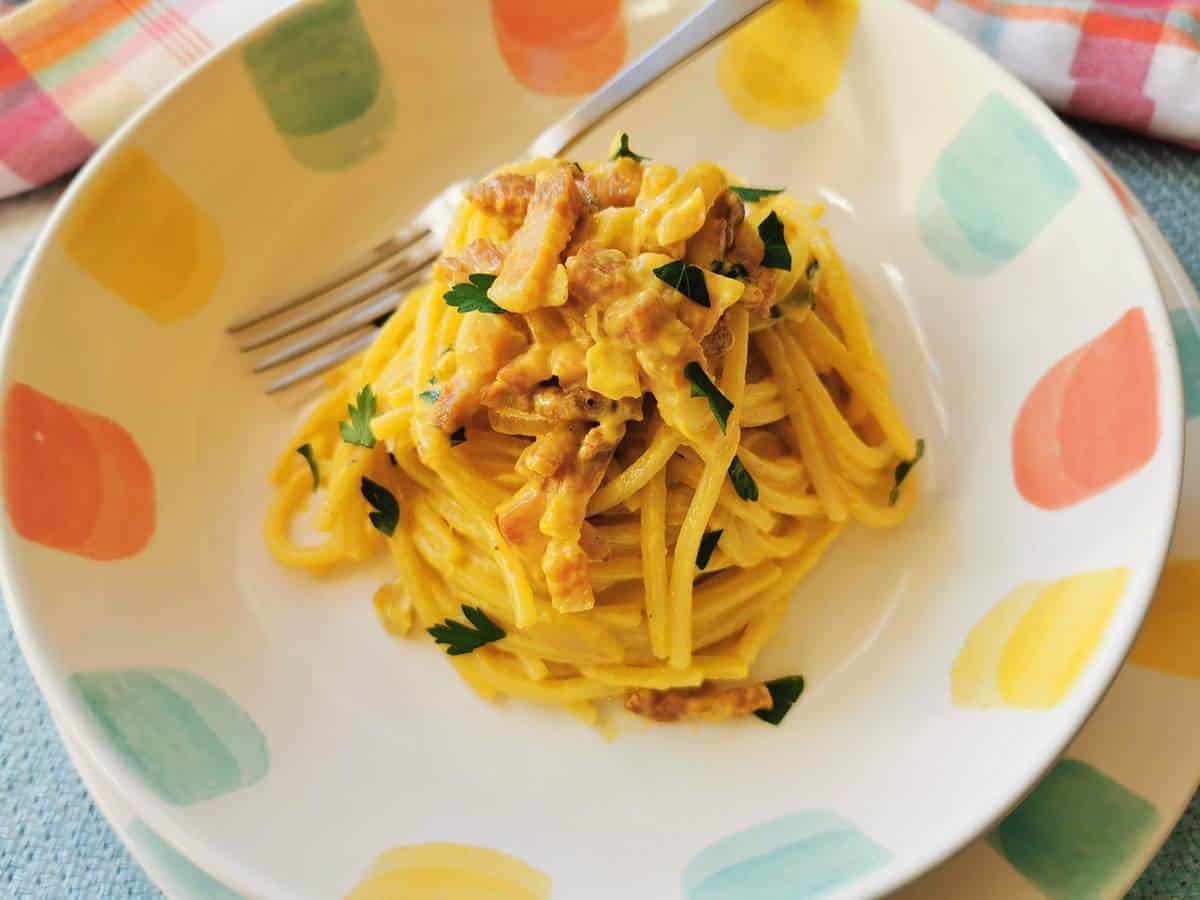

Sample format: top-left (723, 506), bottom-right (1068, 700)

top-left (611, 132), bottom-right (648, 162)
top-left (730, 186), bottom-right (784, 202)
top-left (428, 605), bottom-right (506, 656)
top-left (696, 529), bottom-right (723, 571)
top-left (339, 385), bottom-right (377, 448)
top-left (727, 456), bottom-right (759, 502)
top-left (758, 211), bottom-right (792, 271)
top-left (450, 427), bottom-right (467, 447)
top-left (360, 476), bottom-right (399, 537)
top-left (444, 273), bottom-right (505, 315)
top-left (418, 389), bottom-right (439, 403)
top-left (296, 444), bottom-right (319, 491)
top-left (889, 438), bottom-right (926, 505)
top-left (684, 361), bottom-right (733, 434)
top-left (755, 675), bottom-right (805, 725)
top-left (653, 260), bottom-right (710, 307)
top-left (711, 259), bottom-right (749, 280)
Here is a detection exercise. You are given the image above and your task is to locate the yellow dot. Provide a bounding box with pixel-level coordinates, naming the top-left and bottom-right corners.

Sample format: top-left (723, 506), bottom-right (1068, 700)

top-left (62, 148), bottom-right (223, 324)
top-left (346, 843), bottom-right (551, 900)
top-left (717, 0), bottom-right (859, 129)
top-left (1130, 559), bottom-right (1200, 679)
top-left (997, 569), bottom-right (1129, 709)
top-left (952, 569), bottom-right (1129, 710)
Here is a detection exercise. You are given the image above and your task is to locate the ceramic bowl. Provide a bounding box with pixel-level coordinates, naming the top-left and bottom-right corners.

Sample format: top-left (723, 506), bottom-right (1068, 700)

top-left (0, 0), bottom-right (1183, 897)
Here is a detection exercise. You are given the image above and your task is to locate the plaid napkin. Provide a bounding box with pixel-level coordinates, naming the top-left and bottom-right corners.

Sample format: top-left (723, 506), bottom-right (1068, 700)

top-left (0, 0), bottom-right (281, 198)
top-left (0, 0), bottom-right (1196, 199)
top-left (915, 0), bottom-right (1200, 146)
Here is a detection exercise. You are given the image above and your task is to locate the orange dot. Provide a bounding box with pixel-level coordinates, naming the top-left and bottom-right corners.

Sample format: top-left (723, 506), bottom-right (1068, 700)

top-left (3, 383), bottom-right (155, 560)
top-left (1013, 310), bottom-right (1159, 509)
top-left (491, 0), bottom-right (626, 96)
top-left (73, 413), bottom-right (155, 560)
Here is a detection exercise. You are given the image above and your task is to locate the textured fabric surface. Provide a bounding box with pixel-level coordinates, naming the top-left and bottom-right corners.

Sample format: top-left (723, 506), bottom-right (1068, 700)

top-left (0, 126), bottom-right (1196, 900)
top-left (916, 0), bottom-right (1200, 148)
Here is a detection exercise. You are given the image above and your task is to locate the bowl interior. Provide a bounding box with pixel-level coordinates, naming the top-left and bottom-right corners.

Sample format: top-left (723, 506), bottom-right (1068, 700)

top-left (0, 1), bottom-right (1182, 897)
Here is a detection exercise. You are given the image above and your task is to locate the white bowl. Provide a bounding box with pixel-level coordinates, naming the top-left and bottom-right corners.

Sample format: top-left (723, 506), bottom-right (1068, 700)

top-left (0, 0), bottom-right (1183, 897)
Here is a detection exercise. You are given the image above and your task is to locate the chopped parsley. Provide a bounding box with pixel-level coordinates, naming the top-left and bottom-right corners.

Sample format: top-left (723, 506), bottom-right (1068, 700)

top-left (428, 605), bottom-right (506, 656)
top-left (730, 186), bottom-right (783, 202)
top-left (611, 132), bottom-right (648, 162)
top-left (444, 273), bottom-right (504, 315)
top-left (418, 388), bottom-right (440, 403)
top-left (758, 211), bottom-right (792, 271)
top-left (339, 385), bottom-right (377, 448)
top-left (296, 444), bottom-right (319, 491)
top-left (889, 439), bottom-right (926, 505)
top-left (755, 675), bottom-right (805, 725)
top-left (684, 361), bottom-right (733, 434)
top-left (450, 427), bottom-right (467, 447)
top-left (653, 260), bottom-right (710, 307)
top-left (696, 530), bottom-right (723, 571)
top-left (727, 456), bottom-right (759, 502)
top-left (360, 476), bottom-right (399, 537)
top-left (711, 259), bottom-right (749, 280)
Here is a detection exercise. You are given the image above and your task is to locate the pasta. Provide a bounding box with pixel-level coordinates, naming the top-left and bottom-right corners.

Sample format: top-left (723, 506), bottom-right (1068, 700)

top-left (266, 136), bottom-right (920, 726)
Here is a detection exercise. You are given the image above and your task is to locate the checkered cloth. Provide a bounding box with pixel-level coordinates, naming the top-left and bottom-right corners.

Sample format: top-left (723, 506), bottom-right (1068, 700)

top-left (0, 0), bottom-right (281, 199)
top-left (916, 0), bottom-right (1200, 146)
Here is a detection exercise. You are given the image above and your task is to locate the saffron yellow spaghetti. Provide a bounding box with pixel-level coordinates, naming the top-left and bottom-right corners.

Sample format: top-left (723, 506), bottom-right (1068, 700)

top-left (266, 136), bottom-right (920, 726)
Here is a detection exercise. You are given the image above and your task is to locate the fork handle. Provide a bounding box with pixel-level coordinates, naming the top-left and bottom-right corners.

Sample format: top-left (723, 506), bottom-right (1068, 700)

top-left (525, 0), bottom-right (774, 160)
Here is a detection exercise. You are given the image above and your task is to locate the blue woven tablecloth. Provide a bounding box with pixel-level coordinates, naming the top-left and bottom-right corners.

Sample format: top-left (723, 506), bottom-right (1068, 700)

top-left (1, 123), bottom-right (1198, 899)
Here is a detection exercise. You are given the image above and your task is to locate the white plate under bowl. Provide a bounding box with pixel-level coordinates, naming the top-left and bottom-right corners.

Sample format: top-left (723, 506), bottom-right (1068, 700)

top-left (0, 0), bottom-right (1184, 897)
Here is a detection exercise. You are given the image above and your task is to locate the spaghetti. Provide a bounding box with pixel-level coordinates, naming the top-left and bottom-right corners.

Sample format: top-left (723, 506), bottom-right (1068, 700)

top-left (266, 137), bottom-right (919, 725)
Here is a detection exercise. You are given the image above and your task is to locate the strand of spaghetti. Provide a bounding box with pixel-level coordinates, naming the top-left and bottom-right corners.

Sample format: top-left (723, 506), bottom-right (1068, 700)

top-left (840, 469), bottom-right (919, 527)
top-left (450, 656), bottom-right (501, 702)
top-left (641, 468), bottom-right (670, 659)
top-left (693, 563), bottom-right (782, 630)
top-left (263, 470), bottom-right (344, 570)
top-left (370, 407), bottom-right (413, 443)
top-left (736, 586), bottom-right (790, 664)
top-left (798, 315), bottom-right (917, 459)
top-left (388, 515), bottom-right (441, 626)
top-left (811, 232), bottom-right (885, 379)
top-left (270, 387), bottom-right (350, 483)
top-left (357, 284), bottom-right (423, 381)
top-left (589, 419), bottom-right (681, 514)
top-left (779, 325), bottom-right (893, 471)
top-left (315, 442), bottom-right (373, 531)
top-left (474, 651), bottom-right (627, 704)
top-left (582, 664), bottom-right (704, 689)
top-left (668, 306), bottom-right (749, 668)
top-left (777, 520), bottom-right (846, 594)
top-left (666, 455), bottom-right (778, 530)
top-left (757, 328), bottom-right (847, 522)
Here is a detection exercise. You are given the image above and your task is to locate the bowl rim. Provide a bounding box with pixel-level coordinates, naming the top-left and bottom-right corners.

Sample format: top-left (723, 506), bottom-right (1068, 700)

top-left (0, 0), bottom-right (1185, 897)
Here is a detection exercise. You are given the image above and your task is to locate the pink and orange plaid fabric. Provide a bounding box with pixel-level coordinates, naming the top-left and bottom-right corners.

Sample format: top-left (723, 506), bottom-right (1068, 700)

top-left (917, 0), bottom-right (1200, 146)
top-left (0, 0), bottom-right (1196, 201)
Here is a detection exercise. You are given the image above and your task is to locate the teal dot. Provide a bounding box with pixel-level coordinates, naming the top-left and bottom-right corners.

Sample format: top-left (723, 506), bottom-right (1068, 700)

top-left (919, 93), bottom-right (1080, 276)
top-left (243, 0), bottom-right (395, 171)
top-left (989, 758), bottom-right (1159, 900)
top-left (128, 819), bottom-right (245, 899)
top-left (1170, 307), bottom-right (1200, 419)
top-left (71, 668), bottom-right (268, 806)
top-left (683, 810), bottom-right (890, 900)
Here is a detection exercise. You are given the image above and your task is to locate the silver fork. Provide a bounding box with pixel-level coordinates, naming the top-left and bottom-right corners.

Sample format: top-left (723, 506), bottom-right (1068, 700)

top-left (229, 0), bottom-right (771, 393)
